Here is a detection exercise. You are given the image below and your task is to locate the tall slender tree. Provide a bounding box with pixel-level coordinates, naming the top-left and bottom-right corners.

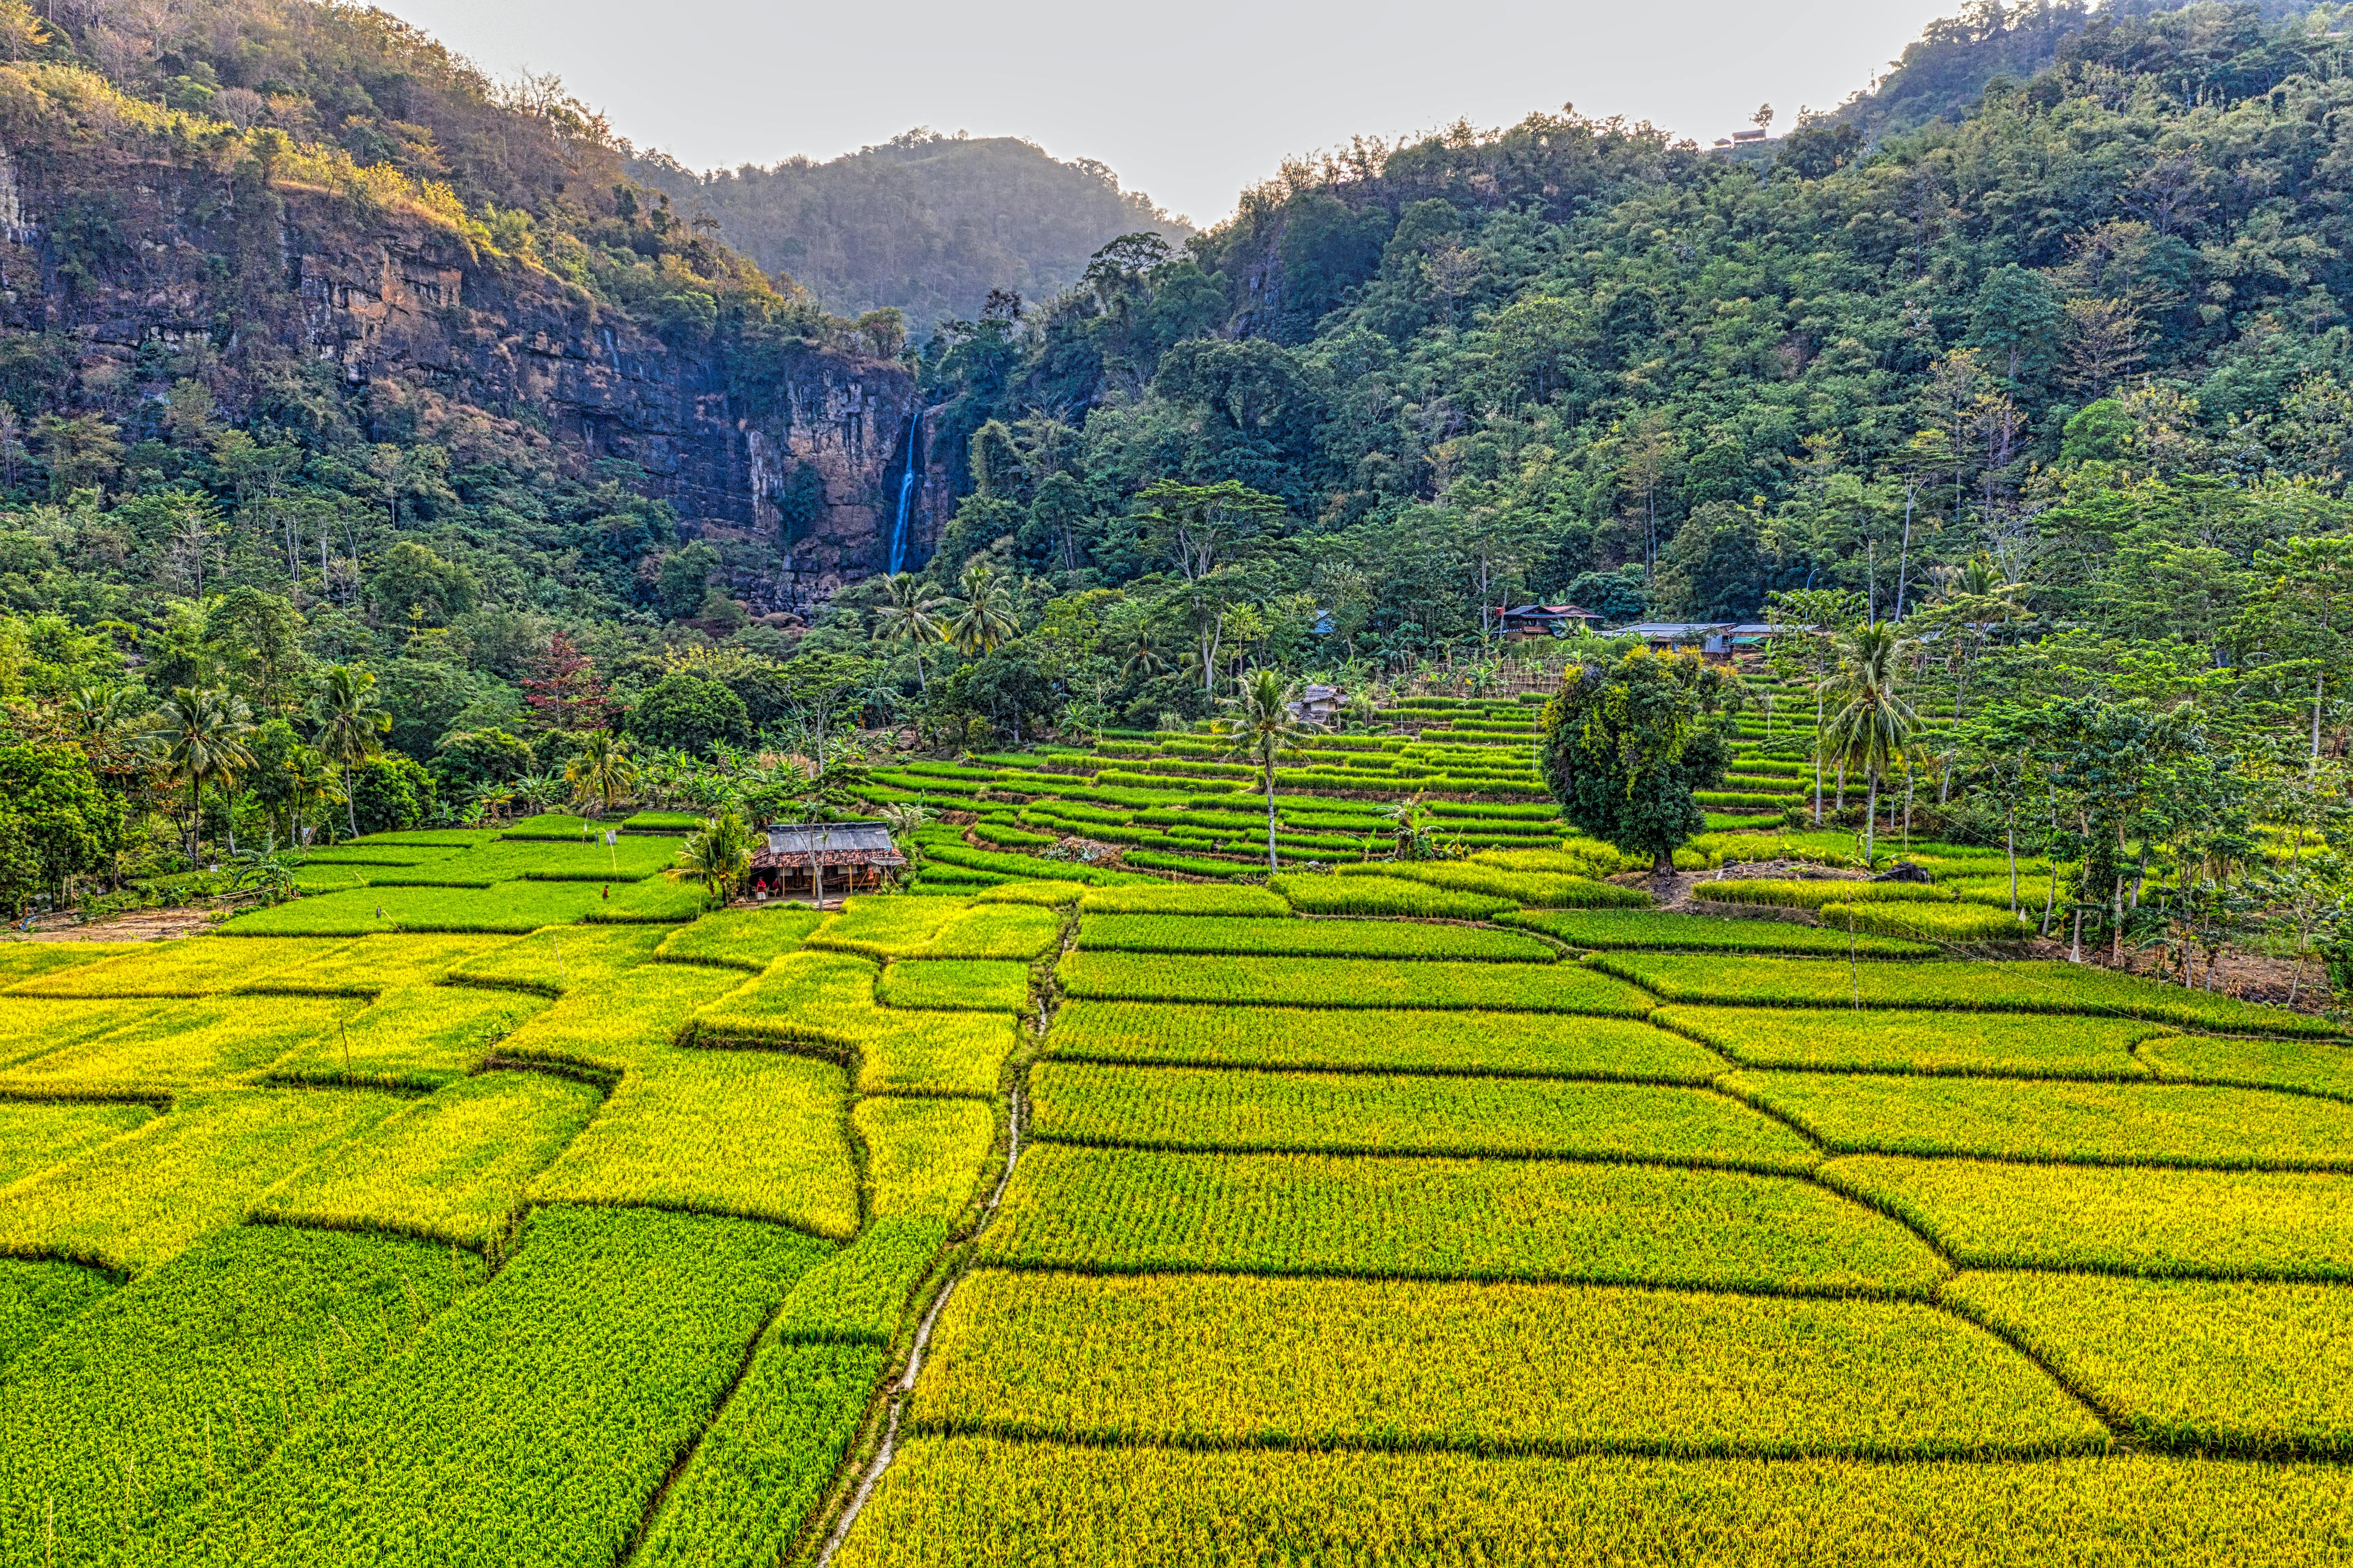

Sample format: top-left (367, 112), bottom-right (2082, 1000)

top-left (1821, 623), bottom-right (1920, 863)
top-left (1221, 667), bottom-right (1319, 871)
top-left (310, 665), bottom-right (389, 840)
top-left (146, 687), bottom-right (256, 865)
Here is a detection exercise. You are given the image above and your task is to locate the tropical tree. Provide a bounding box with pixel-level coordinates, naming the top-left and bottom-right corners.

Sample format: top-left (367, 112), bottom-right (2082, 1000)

top-left (146, 687), bottom-right (256, 866)
top-left (1220, 667), bottom-right (1319, 871)
top-left (945, 560), bottom-right (1021, 657)
top-left (311, 665), bottom-right (390, 840)
top-left (667, 809), bottom-right (757, 905)
top-left (875, 572), bottom-right (951, 689)
top-left (565, 730), bottom-right (638, 817)
top-left (1821, 622), bottom-right (1920, 863)
top-left (1765, 588), bottom-right (1865, 825)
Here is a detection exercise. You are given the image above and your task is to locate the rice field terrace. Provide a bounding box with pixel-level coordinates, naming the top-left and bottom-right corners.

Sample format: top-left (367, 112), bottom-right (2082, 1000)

top-left (5, 708), bottom-right (2351, 1565)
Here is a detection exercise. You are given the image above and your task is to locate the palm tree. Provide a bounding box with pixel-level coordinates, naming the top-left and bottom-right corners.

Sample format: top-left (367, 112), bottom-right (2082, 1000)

top-left (565, 730), bottom-right (637, 818)
top-left (1820, 622), bottom-right (1920, 864)
top-left (311, 665), bottom-right (390, 840)
top-left (876, 800), bottom-right (934, 883)
top-left (875, 572), bottom-right (950, 689)
top-left (146, 687), bottom-right (256, 866)
top-left (1220, 667), bottom-right (1320, 872)
top-left (667, 809), bottom-right (757, 905)
top-left (945, 560), bottom-right (1020, 657)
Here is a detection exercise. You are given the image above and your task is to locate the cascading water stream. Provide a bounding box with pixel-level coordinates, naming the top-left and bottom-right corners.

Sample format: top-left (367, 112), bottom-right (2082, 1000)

top-left (887, 412), bottom-right (921, 575)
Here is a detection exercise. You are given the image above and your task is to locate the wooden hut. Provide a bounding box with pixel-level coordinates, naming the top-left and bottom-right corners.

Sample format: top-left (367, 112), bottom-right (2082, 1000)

top-left (749, 822), bottom-right (907, 899)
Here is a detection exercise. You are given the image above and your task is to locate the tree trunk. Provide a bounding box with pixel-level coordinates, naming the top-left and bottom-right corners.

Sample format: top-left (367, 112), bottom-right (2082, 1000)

top-left (345, 762), bottom-right (358, 840)
top-left (1264, 758), bottom-right (1279, 873)
top-left (2005, 799), bottom-right (2019, 913)
top-left (1863, 767), bottom-right (1879, 862)
top-left (2069, 905), bottom-right (2084, 963)
top-left (1836, 763), bottom-right (1847, 814)
top-left (2314, 669), bottom-right (2326, 775)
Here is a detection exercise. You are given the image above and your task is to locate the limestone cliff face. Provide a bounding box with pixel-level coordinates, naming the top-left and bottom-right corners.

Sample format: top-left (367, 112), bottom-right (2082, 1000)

top-left (0, 141), bottom-right (923, 593)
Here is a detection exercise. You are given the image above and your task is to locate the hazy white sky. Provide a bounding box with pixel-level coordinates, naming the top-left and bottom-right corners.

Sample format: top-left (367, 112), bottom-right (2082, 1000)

top-left (381, 0), bottom-right (1962, 223)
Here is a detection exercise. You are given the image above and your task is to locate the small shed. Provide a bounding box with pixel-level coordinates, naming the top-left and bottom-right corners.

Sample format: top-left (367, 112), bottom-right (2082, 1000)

top-left (1289, 684), bottom-right (1345, 724)
top-left (750, 821), bottom-right (907, 898)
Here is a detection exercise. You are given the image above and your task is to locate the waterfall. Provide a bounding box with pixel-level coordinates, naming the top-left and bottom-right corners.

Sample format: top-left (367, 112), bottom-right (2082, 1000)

top-left (888, 412), bottom-right (921, 575)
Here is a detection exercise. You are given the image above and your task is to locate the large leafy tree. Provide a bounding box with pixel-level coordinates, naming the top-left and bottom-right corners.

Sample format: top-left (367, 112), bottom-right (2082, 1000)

top-left (1538, 650), bottom-right (1737, 874)
top-left (0, 728), bottom-right (125, 916)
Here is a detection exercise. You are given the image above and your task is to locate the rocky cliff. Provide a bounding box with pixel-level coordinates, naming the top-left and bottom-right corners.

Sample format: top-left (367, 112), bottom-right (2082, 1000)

top-left (0, 127), bottom-right (928, 597)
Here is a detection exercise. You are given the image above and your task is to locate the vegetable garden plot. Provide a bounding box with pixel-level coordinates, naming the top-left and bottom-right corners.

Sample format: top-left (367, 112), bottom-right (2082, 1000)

top-left (252, 1069), bottom-right (603, 1250)
top-left (634, 1338), bottom-right (885, 1568)
top-left (1945, 1271), bottom-right (2353, 1457)
top-left (921, 902), bottom-right (1066, 961)
top-left (153, 1206), bottom-right (828, 1568)
top-left (0, 997), bottom-right (167, 1070)
top-left (982, 1145), bottom-right (1946, 1296)
top-left (652, 906), bottom-right (826, 971)
top-left (1029, 1064), bottom-right (1820, 1172)
top-left (0, 1100), bottom-right (153, 1186)
top-left (2142, 1034), bottom-right (2353, 1104)
top-left (496, 963), bottom-right (748, 1074)
top-left (0, 1225), bottom-right (484, 1568)
top-left (1076, 883), bottom-right (1293, 916)
top-left (1271, 873), bottom-right (1515, 919)
top-left (0, 1088), bottom-right (400, 1272)
top-left (856, 1095), bottom-right (998, 1223)
top-left (1502, 908), bottom-right (1935, 957)
top-left (0, 1258), bottom-right (110, 1372)
top-left (972, 879), bottom-right (1090, 907)
top-left (222, 879), bottom-right (698, 937)
top-left (449, 921), bottom-right (669, 994)
top-left (242, 932), bottom-right (512, 993)
top-left (912, 1271), bottom-right (2101, 1460)
top-left (1822, 1156), bottom-right (2353, 1280)
top-left (1728, 1073), bottom-right (2353, 1171)
top-left (0, 994), bottom-right (357, 1093)
top-left (1822, 901), bottom-right (2036, 944)
top-left (878, 959), bottom-right (1032, 1013)
top-left (840, 1440), bottom-right (2353, 1568)
top-left (855, 1010), bottom-right (1023, 1098)
top-left (1335, 862), bottom-right (1651, 909)
top-left (771, 1217), bottom-right (948, 1344)
top-left (1591, 955), bottom-right (2343, 1037)
top-left (9, 936), bottom-right (350, 998)
top-left (530, 1051), bottom-right (860, 1238)
top-left (1046, 1001), bottom-right (1719, 1081)
top-left (0, 943), bottom-right (138, 987)
top-left (1656, 1007), bottom-right (2161, 1079)
top-left (810, 897), bottom-right (975, 960)
top-left (1057, 952), bottom-right (1654, 1016)
top-left (265, 983), bottom-right (550, 1089)
top-left (1076, 915), bottom-right (1556, 963)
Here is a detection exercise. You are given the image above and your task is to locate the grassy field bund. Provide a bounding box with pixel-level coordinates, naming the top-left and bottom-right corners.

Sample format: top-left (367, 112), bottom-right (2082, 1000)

top-left (3, 731), bottom-right (2350, 1564)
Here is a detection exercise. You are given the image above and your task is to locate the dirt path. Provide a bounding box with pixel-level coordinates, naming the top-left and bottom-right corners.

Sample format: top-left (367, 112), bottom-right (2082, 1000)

top-left (4, 907), bottom-right (223, 943)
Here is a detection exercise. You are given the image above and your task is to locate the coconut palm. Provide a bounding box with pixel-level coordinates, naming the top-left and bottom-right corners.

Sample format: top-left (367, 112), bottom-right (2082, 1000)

top-left (875, 572), bottom-right (951, 688)
top-left (146, 687), bottom-right (256, 866)
top-left (1220, 667), bottom-right (1320, 872)
top-left (311, 664), bottom-right (390, 840)
top-left (1820, 622), bottom-right (1920, 864)
top-left (565, 730), bottom-right (637, 817)
top-left (945, 561), bottom-right (1021, 657)
top-left (667, 809), bottom-right (757, 905)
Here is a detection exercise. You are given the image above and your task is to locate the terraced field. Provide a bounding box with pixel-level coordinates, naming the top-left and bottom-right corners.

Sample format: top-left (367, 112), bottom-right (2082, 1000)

top-left (8, 729), bottom-right (2348, 1563)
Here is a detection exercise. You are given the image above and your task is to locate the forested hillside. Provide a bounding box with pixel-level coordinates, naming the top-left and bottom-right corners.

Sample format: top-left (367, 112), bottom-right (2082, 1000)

top-left (634, 132), bottom-right (1191, 329)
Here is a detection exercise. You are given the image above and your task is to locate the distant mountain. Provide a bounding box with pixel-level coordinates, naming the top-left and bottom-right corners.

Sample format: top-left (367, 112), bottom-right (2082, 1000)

top-left (1839, 0), bottom-right (2325, 137)
top-left (634, 131), bottom-right (1193, 332)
